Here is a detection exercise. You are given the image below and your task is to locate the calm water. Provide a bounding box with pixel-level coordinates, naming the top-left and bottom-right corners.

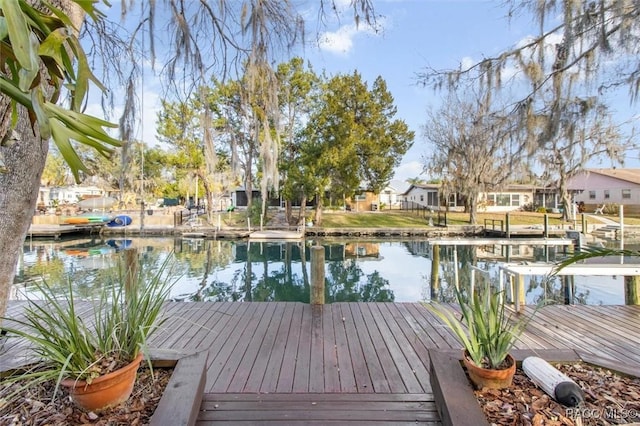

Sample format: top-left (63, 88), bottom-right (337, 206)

top-left (13, 237), bottom-right (632, 305)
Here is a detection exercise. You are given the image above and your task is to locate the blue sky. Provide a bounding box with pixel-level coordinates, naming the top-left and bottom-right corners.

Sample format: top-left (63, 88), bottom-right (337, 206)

top-left (296, 0), bottom-right (537, 184)
top-left (90, 1), bottom-right (638, 186)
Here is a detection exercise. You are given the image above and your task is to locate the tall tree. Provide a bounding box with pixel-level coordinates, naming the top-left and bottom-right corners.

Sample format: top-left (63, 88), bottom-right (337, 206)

top-left (276, 57), bottom-right (320, 225)
top-left (304, 72), bottom-right (414, 224)
top-left (422, 93), bottom-right (519, 224)
top-left (419, 1), bottom-right (639, 220)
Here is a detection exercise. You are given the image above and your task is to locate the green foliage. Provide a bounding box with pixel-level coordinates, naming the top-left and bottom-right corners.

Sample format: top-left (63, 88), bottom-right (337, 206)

top-left (428, 287), bottom-right (533, 369)
top-left (247, 197), bottom-right (267, 226)
top-left (0, 0), bottom-right (120, 182)
top-left (1, 253), bottom-right (178, 388)
top-left (304, 72), bottom-right (414, 200)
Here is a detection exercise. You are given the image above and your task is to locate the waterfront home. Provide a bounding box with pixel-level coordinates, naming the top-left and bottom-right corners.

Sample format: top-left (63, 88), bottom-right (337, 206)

top-left (568, 168), bottom-right (640, 214)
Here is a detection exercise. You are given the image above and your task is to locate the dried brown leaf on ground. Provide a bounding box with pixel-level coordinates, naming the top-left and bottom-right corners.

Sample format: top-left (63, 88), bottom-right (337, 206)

top-left (475, 363), bottom-right (640, 426)
top-left (0, 368), bottom-right (171, 425)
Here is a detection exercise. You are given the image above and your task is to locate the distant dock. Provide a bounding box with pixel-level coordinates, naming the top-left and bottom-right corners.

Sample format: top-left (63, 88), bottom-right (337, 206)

top-left (27, 223), bottom-right (104, 239)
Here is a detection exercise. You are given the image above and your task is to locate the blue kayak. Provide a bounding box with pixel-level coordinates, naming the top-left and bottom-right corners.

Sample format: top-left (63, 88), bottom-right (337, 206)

top-left (106, 215), bottom-right (132, 227)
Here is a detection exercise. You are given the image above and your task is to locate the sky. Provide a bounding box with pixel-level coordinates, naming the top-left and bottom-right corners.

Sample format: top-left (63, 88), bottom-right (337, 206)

top-left (89, 1), bottom-right (638, 188)
top-left (295, 0), bottom-right (536, 184)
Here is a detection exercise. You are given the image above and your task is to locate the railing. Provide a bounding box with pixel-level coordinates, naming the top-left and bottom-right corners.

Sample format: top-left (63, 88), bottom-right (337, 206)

top-left (483, 218), bottom-right (504, 232)
top-left (400, 201), bottom-right (447, 226)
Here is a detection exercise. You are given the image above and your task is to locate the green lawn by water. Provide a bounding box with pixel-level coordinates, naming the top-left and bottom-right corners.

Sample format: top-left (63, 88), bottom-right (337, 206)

top-left (222, 209), bottom-right (638, 228)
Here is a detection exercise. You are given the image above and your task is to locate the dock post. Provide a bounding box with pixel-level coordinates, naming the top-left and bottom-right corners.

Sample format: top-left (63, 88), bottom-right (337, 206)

top-left (430, 245), bottom-right (440, 300)
top-left (124, 248), bottom-right (138, 295)
top-left (544, 214), bottom-right (549, 238)
top-left (624, 276), bottom-right (640, 305)
top-left (505, 213), bottom-right (511, 238)
top-left (310, 246), bottom-right (325, 305)
top-left (581, 214), bottom-right (586, 234)
top-left (515, 273), bottom-right (525, 312)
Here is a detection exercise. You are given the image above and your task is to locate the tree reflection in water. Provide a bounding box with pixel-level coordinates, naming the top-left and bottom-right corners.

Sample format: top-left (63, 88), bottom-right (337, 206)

top-left (16, 238), bottom-right (622, 305)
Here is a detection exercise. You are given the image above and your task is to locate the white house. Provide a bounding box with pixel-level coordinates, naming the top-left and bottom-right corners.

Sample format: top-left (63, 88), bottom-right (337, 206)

top-left (568, 168), bottom-right (640, 213)
top-left (402, 183), bottom-right (449, 210)
top-left (402, 183), bottom-right (536, 212)
top-left (379, 181), bottom-right (409, 209)
top-left (479, 184), bottom-right (536, 212)
top-left (38, 185), bottom-right (104, 207)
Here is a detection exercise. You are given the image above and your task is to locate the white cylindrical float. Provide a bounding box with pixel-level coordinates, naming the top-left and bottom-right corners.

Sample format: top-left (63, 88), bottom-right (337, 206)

top-left (522, 356), bottom-right (584, 407)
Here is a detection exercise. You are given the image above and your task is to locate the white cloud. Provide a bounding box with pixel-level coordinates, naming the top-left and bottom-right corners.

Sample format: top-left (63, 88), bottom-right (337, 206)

top-left (317, 15), bottom-right (386, 56)
top-left (318, 25), bottom-right (357, 55)
top-left (393, 160), bottom-right (424, 183)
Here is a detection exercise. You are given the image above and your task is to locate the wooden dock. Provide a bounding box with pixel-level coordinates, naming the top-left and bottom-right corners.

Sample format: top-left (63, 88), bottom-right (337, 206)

top-left (2, 301), bottom-right (640, 424)
top-left (27, 223), bottom-right (104, 239)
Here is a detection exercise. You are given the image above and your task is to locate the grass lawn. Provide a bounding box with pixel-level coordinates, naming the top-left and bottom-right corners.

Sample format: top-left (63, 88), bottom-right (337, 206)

top-left (316, 210), bottom-right (640, 227)
top-left (218, 208), bottom-right (640, 228)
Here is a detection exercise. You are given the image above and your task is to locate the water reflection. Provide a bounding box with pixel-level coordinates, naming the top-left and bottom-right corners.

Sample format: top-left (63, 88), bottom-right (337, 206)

top-left (13, 237), bottom-right (627, 305)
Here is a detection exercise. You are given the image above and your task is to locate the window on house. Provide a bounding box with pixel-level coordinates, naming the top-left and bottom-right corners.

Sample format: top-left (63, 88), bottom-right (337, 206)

top-left (622, 189), bottom-right (631, 199)
top-left (420, 194), bottom-right (424, 202)
top-left (355, 193), bottom-right (366, 201)
top-left (589, 191), bottom-right (596, 199)
top-left (427, 191), bottom-right (438, 206)
top-left (496, 194), bottom-right (511, 206)
top-left (604, 190), bottom-right (610, 199)
top-left (511, 194), bottom-right (520, 206)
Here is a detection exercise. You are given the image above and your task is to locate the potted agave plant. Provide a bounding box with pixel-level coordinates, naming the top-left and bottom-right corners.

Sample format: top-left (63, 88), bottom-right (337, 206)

top-left (429, 287), bottom-right (533, 389)
top-left (2, 252), bottom-right (176, 411)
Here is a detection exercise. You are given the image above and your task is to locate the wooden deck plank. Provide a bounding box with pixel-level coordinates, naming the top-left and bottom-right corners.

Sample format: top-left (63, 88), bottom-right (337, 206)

top-left (358, 303), bottom-right (406, 393)
top-left (386, 304), bottom-right (432, 369)
top-left (349, 303), bottom-right (391, 393)
top-left (367, 303), bottom-right (425, 394)
top-left (321, 304), bottom-right (341, 393)
top-left (603, 305), bottom-right (640, 327)
top-left (240, 302), bottom-right (287, 392)
top-left (339, 303), bottom-right (375, 393)
top-left (276, 303), bottom-right (304, 393)
top-left (524, 305), bottom-right (640, 364)
top-left (308, 305), bottom-right (326, 393)
top-left (167, 302), bottom-right (233, 350)
top-left (198, 393), bottom-right (440, 423)
top-left (152, 302), bottom-right (212, 348)
top-left (259, 302), bottom-right (297, 393)
top-left (371, 303), bottom-right (432, 392)
top-left (206, 303), bottom-right (264, 392)
top-left (516, 305), bottom-right (631, 360)
top-left (331, 302), bottom-right (357, 392)
top-left (214, 303), bottom-right (272, 392)
top-left (560, 305), bottom-right (640, 340)
top-left (292, 303), bottom-right (312, 392)
top-left (191, 302), bottom-right (244, 351)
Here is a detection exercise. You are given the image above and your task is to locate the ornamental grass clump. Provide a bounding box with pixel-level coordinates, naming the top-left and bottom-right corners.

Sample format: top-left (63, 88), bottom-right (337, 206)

top-left (1, 253), bottom-right (177, 391)
top-left (429, 287), bottom-right (534, 370)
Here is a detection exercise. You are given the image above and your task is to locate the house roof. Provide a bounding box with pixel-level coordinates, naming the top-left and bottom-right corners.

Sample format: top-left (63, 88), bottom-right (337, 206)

top-left (584, 169), bottom-right (640, 186)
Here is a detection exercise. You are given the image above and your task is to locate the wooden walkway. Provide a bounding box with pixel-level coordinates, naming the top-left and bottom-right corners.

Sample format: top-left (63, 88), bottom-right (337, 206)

top-left (2, 301), bottom-right (640, 424)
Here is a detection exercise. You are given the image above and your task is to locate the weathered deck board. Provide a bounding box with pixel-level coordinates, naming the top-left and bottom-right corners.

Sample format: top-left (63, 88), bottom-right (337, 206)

top-left (197, 393), bottom-right (440, 424)
top-left (4, 301), bottom-right (640, 424)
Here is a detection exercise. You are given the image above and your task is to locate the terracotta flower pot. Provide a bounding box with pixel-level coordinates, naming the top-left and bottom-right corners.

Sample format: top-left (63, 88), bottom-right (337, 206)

top-left (61, 353), bottom-right (144, 411)
top-left (463, 351), bottom-right (516, 390)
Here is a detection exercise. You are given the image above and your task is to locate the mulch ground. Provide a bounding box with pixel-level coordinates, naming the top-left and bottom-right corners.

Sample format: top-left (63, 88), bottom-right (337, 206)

top-left (475, 362), bottom-right (640, 425)
top-left (0, 367), bottom-right (171, 425)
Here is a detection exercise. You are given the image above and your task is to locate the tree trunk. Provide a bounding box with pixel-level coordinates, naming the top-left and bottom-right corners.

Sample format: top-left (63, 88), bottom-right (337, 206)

top-left (0, 0), bottom-right (84, 322)
top-left (298, 195), bottom-right (307, 225)
top-left (469, 197), bottom-right (478, 225)
top-left (245, 173), bottom-right (253, 212)
top-left (314, 193), bottom-right (323, 226)
top-left (0, 105), bottom-right (49, 321)
top-left (285, 200), bottom-right (293, 225)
